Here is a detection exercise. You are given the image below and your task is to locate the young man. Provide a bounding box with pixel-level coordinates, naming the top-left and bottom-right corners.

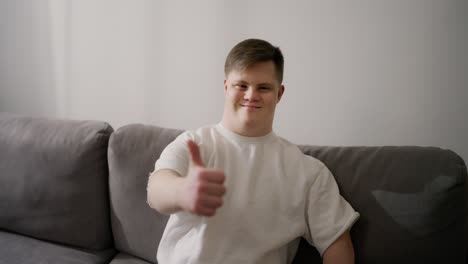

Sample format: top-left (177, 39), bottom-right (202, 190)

top-left (147, 39), bottom-right (359, 264)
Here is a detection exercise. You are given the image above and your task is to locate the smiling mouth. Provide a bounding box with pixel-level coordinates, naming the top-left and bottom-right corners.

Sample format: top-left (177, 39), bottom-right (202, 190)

top-left (240, 104), bottom-right (261, 109)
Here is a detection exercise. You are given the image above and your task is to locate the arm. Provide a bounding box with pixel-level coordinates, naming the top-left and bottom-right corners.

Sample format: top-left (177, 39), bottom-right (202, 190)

top-left (147, 169), bottom-right (185, 214)
top-left (322, 231), bottom-right (355, 264)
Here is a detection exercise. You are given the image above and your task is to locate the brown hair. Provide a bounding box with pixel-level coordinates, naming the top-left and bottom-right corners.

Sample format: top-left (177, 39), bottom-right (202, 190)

top-left (224, 39), bottom-right (284, 83)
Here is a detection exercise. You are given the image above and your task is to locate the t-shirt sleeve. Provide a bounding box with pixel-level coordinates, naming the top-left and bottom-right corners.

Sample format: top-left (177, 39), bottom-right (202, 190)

top-left (303, 160), bottom-right (360, 256)
top-left (153, 131), bottom-right (198, 177)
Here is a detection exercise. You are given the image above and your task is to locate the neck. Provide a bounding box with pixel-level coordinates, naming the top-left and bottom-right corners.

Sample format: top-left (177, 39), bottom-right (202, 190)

top-left (221, 117), bottom-right (272, 137)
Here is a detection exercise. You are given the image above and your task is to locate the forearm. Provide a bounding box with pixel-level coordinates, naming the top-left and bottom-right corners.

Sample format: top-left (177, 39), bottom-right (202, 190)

top-left (147, 169), bottom-right (184, 214)
top-left (322, 231), bottom-right (355, 264)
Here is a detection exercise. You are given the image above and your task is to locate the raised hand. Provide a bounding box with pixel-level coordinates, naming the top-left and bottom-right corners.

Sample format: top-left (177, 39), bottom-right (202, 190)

top-left (178, 140), bottom-right (226, 217)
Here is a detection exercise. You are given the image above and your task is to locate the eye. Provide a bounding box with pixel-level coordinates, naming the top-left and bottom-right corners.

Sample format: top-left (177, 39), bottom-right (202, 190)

top-left (259, 86), bottom-right (271, 91)
top-left (235, 84), bottom-right (247, 89)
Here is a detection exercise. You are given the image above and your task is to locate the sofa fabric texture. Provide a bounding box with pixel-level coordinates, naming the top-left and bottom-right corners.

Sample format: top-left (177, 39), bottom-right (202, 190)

top-left (108, 253), bottom-right (152, 264)
top-left (0, 113), bottom-right (114, 250)
top-left (0, 231), bottom-right (115, 264)
top-left (0, 113), bottom-right (467, 263)
top-left (298, 145), bottom-right (467, 263)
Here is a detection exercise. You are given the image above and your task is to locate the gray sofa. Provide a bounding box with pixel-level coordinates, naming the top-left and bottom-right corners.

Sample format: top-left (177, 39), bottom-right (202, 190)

top-left (0, 112), bottom-right (466, 264)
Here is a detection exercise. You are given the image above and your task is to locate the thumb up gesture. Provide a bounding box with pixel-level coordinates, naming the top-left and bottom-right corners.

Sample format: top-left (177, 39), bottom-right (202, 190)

top-left (178, 140), bottom-right (226, 217)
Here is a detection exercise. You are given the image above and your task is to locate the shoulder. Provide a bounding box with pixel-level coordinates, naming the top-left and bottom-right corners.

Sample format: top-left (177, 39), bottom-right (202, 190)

top-left (174, 124), bottom-right (218, 144)
top-left (274, 135), bottom-right (301, 153)
top-left (190, 125), bottom-right (222, 147)
top-left (275, 136), bottom-right (328, 179)
top-left (193, 124), bottom-right (219, 139)
top-left (184, 125), bottom-right (221, 161)
top-left (155, 125), bottom-right (219, 174)
top-left (276, 136), bottom-right (324, 166)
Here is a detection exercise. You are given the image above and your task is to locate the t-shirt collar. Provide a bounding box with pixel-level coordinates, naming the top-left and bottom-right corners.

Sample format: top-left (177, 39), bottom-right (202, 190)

top-left (216, 123), bottom-right (276, 144)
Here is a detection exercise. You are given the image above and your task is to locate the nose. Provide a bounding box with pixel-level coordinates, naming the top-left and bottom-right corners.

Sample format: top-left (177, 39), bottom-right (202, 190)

top-left (244, 88), bottom-right (260, 101)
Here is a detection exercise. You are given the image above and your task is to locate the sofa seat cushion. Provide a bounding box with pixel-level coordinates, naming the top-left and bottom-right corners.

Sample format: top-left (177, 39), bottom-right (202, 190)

top-left (109, 253), bottom-right (152, 264)
top-left (0, 230), bottom-right (116, 264)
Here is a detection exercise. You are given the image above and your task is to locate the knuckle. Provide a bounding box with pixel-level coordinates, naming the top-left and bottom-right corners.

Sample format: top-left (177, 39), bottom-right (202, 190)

top-left (198, 169), bottom-right (208, 178)
top-left (192, 180), bottom-right (203, 192)
top-left (190, 194), bottom-right (202, 210)
top-left (193, 204), bottom-right (203, 214)
top-left (218, 175), bottom-right (226, 183)
top-left (194, 193), bottom-right (202, 204)
top-left (206, 209), bottom-right (215, 217)
top-left (195, 182), bottom-right (206, 194)
top-left (220, 186), bottom-right (226, 195)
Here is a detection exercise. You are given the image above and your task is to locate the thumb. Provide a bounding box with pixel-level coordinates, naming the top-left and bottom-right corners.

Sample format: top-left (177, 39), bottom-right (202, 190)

top-left (187, 140), bottom-right (204, 167)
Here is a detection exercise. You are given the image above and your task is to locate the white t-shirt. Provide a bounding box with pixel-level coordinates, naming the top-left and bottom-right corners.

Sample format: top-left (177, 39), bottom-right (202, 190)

top-left (154, 124), bottom-right (359, 264)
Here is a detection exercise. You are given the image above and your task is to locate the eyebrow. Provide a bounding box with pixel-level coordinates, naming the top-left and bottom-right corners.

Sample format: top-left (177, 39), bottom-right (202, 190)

top-left (233, 80), bottom-right (274, 86)
top-left (257, 83), bottom-right (274, 86)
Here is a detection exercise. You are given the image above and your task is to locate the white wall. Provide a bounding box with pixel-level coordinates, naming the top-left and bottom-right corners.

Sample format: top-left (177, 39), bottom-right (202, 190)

top-left (0, 1), bottom-right (56, 116)
top-left (1, 0), bottom-right (467, 162)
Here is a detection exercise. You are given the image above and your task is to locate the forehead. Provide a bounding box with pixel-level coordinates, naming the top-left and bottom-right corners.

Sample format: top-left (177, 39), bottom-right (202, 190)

top-left (227, 61), bottom-right (279, 85)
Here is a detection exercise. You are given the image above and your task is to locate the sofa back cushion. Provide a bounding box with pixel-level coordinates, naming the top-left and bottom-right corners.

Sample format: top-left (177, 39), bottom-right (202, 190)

top-left (0, 113), bottom-right (114, 250)
top-left (294, 145), bottom-right (467, 264)
top-left (108, 124), bottom-right (183, 263)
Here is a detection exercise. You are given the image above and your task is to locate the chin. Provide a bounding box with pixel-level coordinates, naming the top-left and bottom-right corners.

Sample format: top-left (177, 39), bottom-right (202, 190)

top-left (240, 118), bottom-right (259, 128)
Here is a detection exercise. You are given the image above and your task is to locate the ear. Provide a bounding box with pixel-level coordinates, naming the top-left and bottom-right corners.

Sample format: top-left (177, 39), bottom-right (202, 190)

top-left (224, 79), bottom-right (228, 93)
top-left (277, 85), bottom-right (285, 103)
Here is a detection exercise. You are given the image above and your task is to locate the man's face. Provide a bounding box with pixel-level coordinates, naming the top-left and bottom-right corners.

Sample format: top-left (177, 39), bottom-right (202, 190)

top-left (222, 61), bottom-right (284, 137)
